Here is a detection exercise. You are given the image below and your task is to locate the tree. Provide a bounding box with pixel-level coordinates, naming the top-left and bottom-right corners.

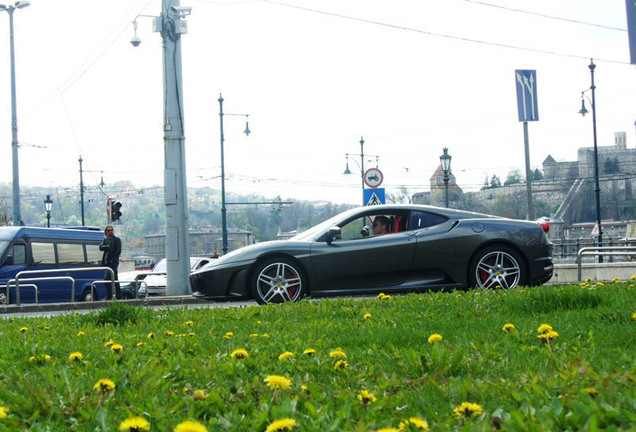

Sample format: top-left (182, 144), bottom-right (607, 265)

top-left (490, 175), bottom-right (501, 189)
top-left (504, 169), bottom-right (523, 186)
top-left (603, 157), bottom-right (619, 174)
top-left (386, 186), bottom-right (412, 204)
top-left (532, 168), bottom-right (544, 181)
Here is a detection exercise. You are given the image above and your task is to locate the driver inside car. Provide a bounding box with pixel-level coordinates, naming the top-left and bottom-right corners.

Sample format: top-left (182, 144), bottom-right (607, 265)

top-left (372, 216), bottom-right (390, 236)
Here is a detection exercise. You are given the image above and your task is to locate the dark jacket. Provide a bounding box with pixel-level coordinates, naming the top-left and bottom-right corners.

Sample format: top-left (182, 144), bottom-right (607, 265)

top-left (99, 235), bottom-right (122, 268)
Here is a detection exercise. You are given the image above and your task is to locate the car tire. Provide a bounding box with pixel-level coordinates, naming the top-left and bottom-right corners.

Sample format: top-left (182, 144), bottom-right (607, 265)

top-left (251, 257), bottom-right (306, 304)
top-left (81, 287), bottom-right (97, 302)
top-left (468, 245), bottom-right (527, 289)
top-left (0, 288), bottom-right (10, 305)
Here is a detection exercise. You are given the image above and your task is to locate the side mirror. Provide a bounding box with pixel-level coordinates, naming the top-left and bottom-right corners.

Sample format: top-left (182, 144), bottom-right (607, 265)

top-left (326, 226), bottom-right (342, 244)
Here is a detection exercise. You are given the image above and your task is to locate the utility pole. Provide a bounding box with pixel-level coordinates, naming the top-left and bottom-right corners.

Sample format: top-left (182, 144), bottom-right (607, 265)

top-left (161, 1), bottom-right (191, 295)
top-left (78, 156), bottom-right (85, 226)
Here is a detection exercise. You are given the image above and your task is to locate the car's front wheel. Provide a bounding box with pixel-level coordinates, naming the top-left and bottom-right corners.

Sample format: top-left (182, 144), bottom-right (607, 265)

top-left (81, 287), bottom-right (96, 302)
top-left (251, 257), bottom-right (305, 304)
top-left (468, 246), bottom-right (527, 289)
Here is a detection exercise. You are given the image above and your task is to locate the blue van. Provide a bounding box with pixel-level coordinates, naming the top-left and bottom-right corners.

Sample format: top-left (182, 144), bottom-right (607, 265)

top-left (0, 226), bottom-right (110, 304)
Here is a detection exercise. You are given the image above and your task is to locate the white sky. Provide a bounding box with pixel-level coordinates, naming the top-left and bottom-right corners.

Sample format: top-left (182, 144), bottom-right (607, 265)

top-left (0, 0), bottom-right (634, 206)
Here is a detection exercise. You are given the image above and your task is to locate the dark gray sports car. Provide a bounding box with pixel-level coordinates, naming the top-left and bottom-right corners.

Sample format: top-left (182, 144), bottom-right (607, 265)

top-left (190, 204), bottom-right (553, 304)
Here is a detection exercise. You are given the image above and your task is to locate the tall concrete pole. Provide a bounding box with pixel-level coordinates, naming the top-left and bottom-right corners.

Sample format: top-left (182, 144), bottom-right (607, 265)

top-left (2, 3), bottom-right (29, 225)
top-left (161, 1), bottom-right (190, 295)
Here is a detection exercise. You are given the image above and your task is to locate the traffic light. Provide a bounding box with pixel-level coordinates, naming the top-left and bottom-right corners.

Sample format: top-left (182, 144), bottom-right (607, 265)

top-left (111, 201), bottom-right (122, 221)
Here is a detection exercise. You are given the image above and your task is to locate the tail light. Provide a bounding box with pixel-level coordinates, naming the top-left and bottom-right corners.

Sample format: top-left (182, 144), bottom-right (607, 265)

top-left (538, 220), bottom-right (549, 233)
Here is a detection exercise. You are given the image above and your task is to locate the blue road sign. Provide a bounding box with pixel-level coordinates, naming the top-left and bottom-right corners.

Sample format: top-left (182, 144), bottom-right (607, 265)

top-left (515, 70), bottom-right (539, 122)
top-left (627, 0), bottom-right (636, 64)
top-left (364, 188), bottom-right (385, 206)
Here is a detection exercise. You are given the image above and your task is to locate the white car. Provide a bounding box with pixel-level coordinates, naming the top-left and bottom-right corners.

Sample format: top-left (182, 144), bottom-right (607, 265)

top-left (138, 257), bottom-right (213, 297)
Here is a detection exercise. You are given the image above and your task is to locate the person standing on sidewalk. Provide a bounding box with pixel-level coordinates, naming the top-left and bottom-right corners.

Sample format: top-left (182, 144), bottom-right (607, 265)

top-left (100, 225), bottom-right (122, 299)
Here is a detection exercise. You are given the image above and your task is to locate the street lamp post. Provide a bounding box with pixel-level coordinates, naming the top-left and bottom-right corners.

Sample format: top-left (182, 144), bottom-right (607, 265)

top-left (0, 1), bottom-right (29, 226)
top-left (344, 137), bottom-right (379, 205)
top-left (577, 58), bottom-right (603, 261)
top-left (440, 148), bottom-right (452, 208)
top-left (218, 94), bottom-right (250, 255)
top-left (44, 194), bottom-right (52, 228)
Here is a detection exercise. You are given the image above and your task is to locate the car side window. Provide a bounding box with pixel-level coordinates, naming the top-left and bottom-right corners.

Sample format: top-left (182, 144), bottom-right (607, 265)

top-left (31, 242), bottom-right (56, 265)
top-left (409, 211), bottom-right (448, 230)
top-left (12, 244), bottom-right (26, 265)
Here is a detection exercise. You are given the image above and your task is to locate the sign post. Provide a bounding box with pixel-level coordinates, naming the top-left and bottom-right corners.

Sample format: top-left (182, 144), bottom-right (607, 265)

top-left (515, 69), bottom-right (539, 220)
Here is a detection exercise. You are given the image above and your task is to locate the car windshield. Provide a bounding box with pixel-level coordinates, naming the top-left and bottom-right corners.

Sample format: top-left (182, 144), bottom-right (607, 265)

top-left (290, 208), bottom-right (359, 241)
top-left (152, 258), bottom-right (202, 273)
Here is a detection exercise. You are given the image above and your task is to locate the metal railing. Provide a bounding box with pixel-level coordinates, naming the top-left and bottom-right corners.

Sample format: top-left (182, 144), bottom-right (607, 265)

top-left (576, 246), bottom-right (636, 282)
top-left (7, 267), bottom-right (114, 305)
top-left (553, 236), bottom-right (632, 261)
top-left (0, 283), bottom-right (38, 304)
top-left (91, 279), bottom-right (149, 300)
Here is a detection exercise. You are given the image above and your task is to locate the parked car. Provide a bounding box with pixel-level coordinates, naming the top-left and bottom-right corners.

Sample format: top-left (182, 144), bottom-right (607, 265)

top-left (138, 257), bottom-right (213, 297)
top-left (190, 204), bottom-right (554, 305)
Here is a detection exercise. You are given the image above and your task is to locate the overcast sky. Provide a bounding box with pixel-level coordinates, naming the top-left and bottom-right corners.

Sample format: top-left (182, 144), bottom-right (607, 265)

top-left (0, 0), bottom-right (634, 206)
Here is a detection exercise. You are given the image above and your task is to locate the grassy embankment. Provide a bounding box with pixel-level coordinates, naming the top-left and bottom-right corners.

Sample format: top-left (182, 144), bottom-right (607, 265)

top-left (0, 280), bottom-right (635, 432)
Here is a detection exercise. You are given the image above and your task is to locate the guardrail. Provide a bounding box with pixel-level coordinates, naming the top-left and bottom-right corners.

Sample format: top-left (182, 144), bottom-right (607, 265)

top-left (0, 283), bottom-right (38, 303)
top-left (91, 279), bottom-right (149, 300)
top-left (9, 267), bottom-right (114, 305)
top-left (577, 246), bottom-right (636, 282)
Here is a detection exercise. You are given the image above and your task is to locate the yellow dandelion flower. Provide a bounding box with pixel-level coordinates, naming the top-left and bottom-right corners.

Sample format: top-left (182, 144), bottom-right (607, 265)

top-left (612, 277), bottom-right (621, 283)
top-left (455, 293), bottom-right (462, 298)
top-left (173, 420), bottom-right (208, 432)
top-left (136, 342), bottom-right (147, 347)
top-left (537, 323), bottom-right (553, 334)
top-left (264, 375), bottom-right (292, 391)
top-left (28, 356), bottom-right (36, 362)
top-left (631, 275), bottom-right (636, 280)
top-left (77, 331), bottom-right (86, 337)
top-left (453, 402), bottom-right (483, 419)
top-left (265, 418), bottom-right (297, 432)
top-left (147, 332), bottom-right (155, 339)
top-left (43, 326), bottom-right (50, 331)
top-left (301, 384), bottom-right (309, 394)
top-left (93, 378), bottom-right (116, 393)
top-left (19, 327), bottom-right (28, 333)
top-left (193, 389), bottom-right (208, 400)
top-left (597, 281), bottom-right (605, 286)
top-left (223, 332), bottom-right (234, 340)
top-left (303, 348), bottom-right (316, 356)
top-left (261, 333), bottom-right (270, 338)
top-left (428, 334), bottom-right (443, 344)
top-left (119, 415), bottom-right (151, 431)
top-left (44, 354), bottom-right (51, 361)
top-left (165, 330), bottom-right (175, 336)
top-left (111, 344), bottom-right (124, 354)
top-left (363, 313), bottom-right (372, 320)
top-left (231, 348), bottom-right (249, 360)
top-left (357, 390), bottom-right (377, 406)
top-left (377, 429), bottom-right (400, 432)
top-left (278, 351), bottom-right (294, 361)
top-left (104, 340), bottom-right (114, 347)
top-left (398, 416), bottom-right (429, 431)
top-left (502, 323), bottom-right (515, 332)
top-left (249, 333), bottom-right (259, 338)
top-left (329, 348), bottom-right (346, 358)
top-left (69, 352), bottom-right (83, 362)
top-left (632, 311), bottom-right (636, 321)
top-left (586, 277), bottom-right (594, 283)
top-left (187, 332), bottom-right (195, 337)
top-left (185, 320), bottom-right (194, 326)
top-left (538, 330), bottom-right (559, 341)
top-left (0, 406), bottom-right (8, 419)
top-left (584, 387), bottom-right (599, 398)
top-left (183, 387), bottom-right (191, 394)
top-left (334, 360), bottom-right (348, 370)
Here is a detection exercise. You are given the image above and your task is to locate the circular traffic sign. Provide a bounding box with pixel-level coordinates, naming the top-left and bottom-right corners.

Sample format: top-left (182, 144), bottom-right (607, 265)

top-left (364, 168), bottom-right (384, 188)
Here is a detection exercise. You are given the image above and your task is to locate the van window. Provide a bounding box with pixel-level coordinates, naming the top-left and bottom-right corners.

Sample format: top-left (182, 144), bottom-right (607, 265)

top-left (87, 245), bottom-right (102, 265)
top-left (13, 244), bottom-right (26, 265)
top-left (32, 242), bottom-right (56, 265)
top-left (58, 243), bottom-right (85, 265)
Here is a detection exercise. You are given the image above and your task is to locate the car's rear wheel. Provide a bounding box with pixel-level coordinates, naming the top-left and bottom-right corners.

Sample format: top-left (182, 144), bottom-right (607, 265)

top-left (468, 246), bottom-right (527, 289)
top-left (0, 288), bottom-right (9, 305)
top-left (251, 257), bottom-right (305, 304)
top-left (81, 287), bottom-right (96, 302)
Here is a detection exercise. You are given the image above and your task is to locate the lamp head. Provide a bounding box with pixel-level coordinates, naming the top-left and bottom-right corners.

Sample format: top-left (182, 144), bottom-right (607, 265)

top-left (440, 147), bottom-right (452, 172)
top-left (130, 35), bottom-right (141, 47)
top-left (578, 96), bottom-right (588, 117)
top-left (244, 115), bottom-right (251, 136)
top-left (15, 1), bottom-right (30, 8)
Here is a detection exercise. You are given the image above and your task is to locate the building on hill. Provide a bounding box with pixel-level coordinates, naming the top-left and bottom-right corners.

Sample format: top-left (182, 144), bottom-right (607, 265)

top-left (412, 164), bottom-right (463, 203)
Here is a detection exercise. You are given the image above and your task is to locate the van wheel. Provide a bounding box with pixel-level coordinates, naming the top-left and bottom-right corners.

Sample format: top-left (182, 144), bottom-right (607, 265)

top-left (81, 288), bottom-right (96, 302)
top-left (0, 288), bottom-right (9, 305)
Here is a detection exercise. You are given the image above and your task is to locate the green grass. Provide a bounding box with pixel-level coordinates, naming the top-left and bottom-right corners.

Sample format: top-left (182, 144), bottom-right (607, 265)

top-left (0, 281), bottom-right (635, 432)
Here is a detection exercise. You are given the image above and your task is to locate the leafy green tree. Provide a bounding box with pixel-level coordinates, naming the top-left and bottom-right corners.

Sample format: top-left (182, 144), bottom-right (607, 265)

top-left (504, 169), bottom-right (524, 186)
top-left (490, 175), bottom-right (501, 189)
top-left (532, 168), bottom-right (544, 181)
